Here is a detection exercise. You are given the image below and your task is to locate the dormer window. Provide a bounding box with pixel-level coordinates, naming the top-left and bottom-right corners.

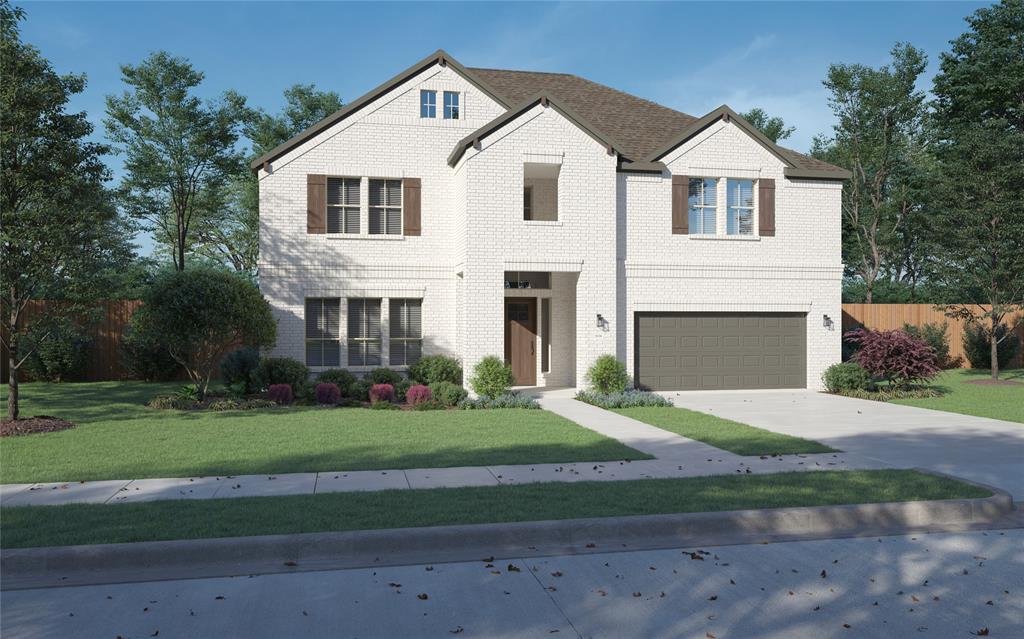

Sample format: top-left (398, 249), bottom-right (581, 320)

top-left (420, 90), bottom-right (436, 118)
top-left (443, 91), bottom-right (460, 119)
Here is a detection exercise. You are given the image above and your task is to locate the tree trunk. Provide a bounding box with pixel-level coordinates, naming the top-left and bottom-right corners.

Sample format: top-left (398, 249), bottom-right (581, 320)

top-left (864, 279), bottom-right (873, 304)
top-left (7, 351), bottom-right (18, 421)
top-left (990, 317), bottom-right (1000, 380)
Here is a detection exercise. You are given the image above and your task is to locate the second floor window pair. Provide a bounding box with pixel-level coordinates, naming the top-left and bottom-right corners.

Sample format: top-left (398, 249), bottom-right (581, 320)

top-left (421, 90), bottom-right (459, 119)
top-left (327, 177), bottom-right (402, 235)
top-left (688, 178), bottom-right (755, 236)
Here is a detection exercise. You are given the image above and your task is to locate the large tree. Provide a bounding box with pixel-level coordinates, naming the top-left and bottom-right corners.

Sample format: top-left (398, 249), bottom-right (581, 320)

top-left (0, 1), bottom-right (131, 419)
top-left (929, 0), bottom-right (1024, 378)
top-left (105, 52), bottom-right (248, 271)
top-left (740, 107), bottom-right (795, 142)
top-left (192, 84), bottom-right (342, 277)
top-left (812, 43), bottom-right (929, 303)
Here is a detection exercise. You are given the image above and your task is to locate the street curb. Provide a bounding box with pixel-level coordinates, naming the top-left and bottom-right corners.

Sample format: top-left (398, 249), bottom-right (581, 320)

top-left (1, 471), bottom-right (1015, 590)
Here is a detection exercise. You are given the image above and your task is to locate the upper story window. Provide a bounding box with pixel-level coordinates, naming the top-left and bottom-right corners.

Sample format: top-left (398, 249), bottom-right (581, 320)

top-left (368, 179), bottom-right (402, 235)
top-left (688, 178), bottom-right (718, 234)
top-left (420, 90), bottom-right (436, 118)
top-left (727, 179), bottom-right (754, 235)
top-left (327, 177), bottom-right (360, 234)
top-left (523, 163), bottom-right (559, 221)
top-left (443, 91), bottom-right (460, 119)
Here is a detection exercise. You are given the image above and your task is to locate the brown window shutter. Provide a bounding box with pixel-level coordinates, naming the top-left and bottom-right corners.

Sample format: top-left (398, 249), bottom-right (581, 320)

top-left (403, 178), bottom-right (421, 236)
top-left (307, 174), bottom-right (326, 234)
top-left (671, 174), bottom-right (688, 234)
top-left (758, 178), bottom-right (776, 236)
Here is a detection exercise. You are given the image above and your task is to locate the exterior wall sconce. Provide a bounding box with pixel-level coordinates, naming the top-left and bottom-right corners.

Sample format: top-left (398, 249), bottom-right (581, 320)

top-left (596, 313), bottom-right (608, 330)
top-left (823, 314), bottom-right (834, 330)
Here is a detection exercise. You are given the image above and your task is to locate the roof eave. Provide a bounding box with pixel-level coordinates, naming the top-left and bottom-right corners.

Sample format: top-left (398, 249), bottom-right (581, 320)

top-left (251, 49), bottom-right (512, 171)
top-left (618, 160), bottom-right (666, 174)
top-left (783, 167), bottom-right (852, 180)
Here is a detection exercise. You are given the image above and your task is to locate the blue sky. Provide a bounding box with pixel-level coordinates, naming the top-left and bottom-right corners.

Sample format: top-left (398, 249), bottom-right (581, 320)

top-left (21, 1), bottom-right (984, 254)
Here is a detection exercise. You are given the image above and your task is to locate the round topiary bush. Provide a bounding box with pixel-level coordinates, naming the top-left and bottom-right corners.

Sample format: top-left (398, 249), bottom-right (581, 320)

top-left (315, 382), bottom-right (341, 405)
top-left (585, 354), bottom-right (630, 394)
top-left (267, 384), bottom-right (293, 405)
top-left (430, 381), bottom-right (468, 407)
top-left (220, 347), bottom-right (261, 393)
top-left (469, 356), bottom-right (514, 398)
top-left (369, 383), bottom-right (396, 404)
top-left (317, 368), bottom-right (356, 393)
top-left (821, 362), bottom-right (873, 393)
top-left (409, 355), bottom-right (462, 386)
top-left (406, 384), bottom-right (433, 406)
top-left (366, 367), bottom-right (403, 386)
top-left (253, 357), bottom-right (310, 392)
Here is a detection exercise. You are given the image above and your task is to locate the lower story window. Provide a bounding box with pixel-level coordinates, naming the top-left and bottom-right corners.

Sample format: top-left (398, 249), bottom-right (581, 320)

top-left (389, 298), bottom-right (423, 366)
top-left (348, 298), bottom-right (382, 367)
top-left (305, 298), bottom-right (340, 367)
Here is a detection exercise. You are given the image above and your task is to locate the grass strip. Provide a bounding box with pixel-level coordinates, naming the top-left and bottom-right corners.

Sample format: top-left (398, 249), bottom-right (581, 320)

top-left (0, 470), bottom-right (988, 549)
top-left (615, 406), bottom-right (837, 455)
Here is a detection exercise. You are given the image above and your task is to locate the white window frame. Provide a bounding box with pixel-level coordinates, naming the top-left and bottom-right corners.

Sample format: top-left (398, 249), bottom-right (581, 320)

top-left (368, 178), bottom-right (403, 235)
top-left (688, 177), bottom-right (718, 235)
top-left (347, 298), bottom-right (382, 368)
top-left (443, 91), bottom-right (460, 119)
top-left (726, 178), bottom-right (755, 236)
top-left (420, 90), bottom-right (436, 118)
top-left (305, 298), bottom-right (341, 368)
top-left (388, 298), bottom-right (423, 367)
top-left (326, 176), bottom-right (360, 234)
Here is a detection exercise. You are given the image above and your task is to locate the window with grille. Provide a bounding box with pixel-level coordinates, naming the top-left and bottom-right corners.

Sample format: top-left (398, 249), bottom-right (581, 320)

top-left (727, 179), bottom-right (754, 235)
top-left (443, 91), bottom-right (459, 119)
top-left (688, 178), bottom-right (718, 234)
top-left (348, 298), bottom-right (381, 367)
top-left (420, 90), bottom-right (436, 118)
top-left (389, 298), bottom-right (422, 366)
top-left (305, 298), bottom-right (340, 367)
top-left (369, 179), bottom-right (402, 235)
top-left (327, 177), bottom-right (360, 234)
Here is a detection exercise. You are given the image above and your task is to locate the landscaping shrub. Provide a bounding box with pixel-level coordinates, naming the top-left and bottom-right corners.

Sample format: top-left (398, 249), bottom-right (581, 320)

top-left (369, 383), bottom-right (395, 404)
top-left (430, 381), bottom-right (468, 407)
top-left (315, 383), bottom-right (341, 405)
top-left (844, 328), bottom-right (940, 388)
top-left (409, 355), bottom-right (463, 386)
top-left (147, 395), bottom-right (192, 410)
top-left (902, 322), bottom-right (955, 369)
top-left (836, 387), bottom-right (943, 402)
top-left (366, 367), bottom-right (402, 386)
top-left (821, 362), bottom-right (873, 393)
top-left (348, 378), bottom-right (373, 402)
top-left (411, 399), bottom-right (445, 411)
top-left (175, 383), bottom-right (202, 402)
top-left (220, 347), bottom-right (261, 393)
top-left (22, 317), bottom-right (92, 383)
top-left (460, 392), bottom-right (540, 409)
top-left (963, 323), bottom-right (1021, 370)
top-left (254, 357), bottom-right (310, 392)
top-left (395, 378), bottom-right (413, 403)
top-left (469, 356), bottom-right (514, 398)
top-left (406, 384), bottom-right (433, 406)
top-left (267, 384), bottom-right (294, 405)
top-left (317, 369), bottom-right (356, 394)
top-left (121, 322), bottom-right (182, 381)
top-left (585, 354), bottom-right (630, 394)
top-left (129, 268), bottom-right (276, 399)
top-left (575, 390), bottom-right (672, 409)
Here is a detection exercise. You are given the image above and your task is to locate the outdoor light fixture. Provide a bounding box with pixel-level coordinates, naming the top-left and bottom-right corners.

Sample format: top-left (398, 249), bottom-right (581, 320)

top-left (596, 313), bottom-right (605, 328)
top-left (823, 314), bottom-right (834, 329)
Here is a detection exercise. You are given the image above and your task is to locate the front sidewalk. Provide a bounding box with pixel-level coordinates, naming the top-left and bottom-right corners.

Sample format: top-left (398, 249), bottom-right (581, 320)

top-left (1, 393), bottom-right (891, 507)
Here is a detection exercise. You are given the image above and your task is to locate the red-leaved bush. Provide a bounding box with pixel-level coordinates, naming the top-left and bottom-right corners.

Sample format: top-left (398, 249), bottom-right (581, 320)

top-left (369, 383), bottom-right (395, 404)
top-left (844, 328), bottom-right (940, 388)
top-left (406, 384), bottom-right (432, 406)
top-left (315, 383), bottom-right (341, 405)
top-left (267, 383), bottom-right (294, 405)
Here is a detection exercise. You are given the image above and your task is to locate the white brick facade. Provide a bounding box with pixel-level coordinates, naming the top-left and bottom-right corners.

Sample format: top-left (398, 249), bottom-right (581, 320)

top-left (258, 58), bottom-right (842, 391)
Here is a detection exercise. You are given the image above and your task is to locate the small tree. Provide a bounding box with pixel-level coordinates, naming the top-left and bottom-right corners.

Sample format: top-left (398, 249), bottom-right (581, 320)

top-left (130, 268), bottom-right (276, 399)
top-left (585, 355), bottom-right (630, 393)
top-left (844, 328), bottom-right (940, 388)
top-left (469, 356), bottom-right (514, 398)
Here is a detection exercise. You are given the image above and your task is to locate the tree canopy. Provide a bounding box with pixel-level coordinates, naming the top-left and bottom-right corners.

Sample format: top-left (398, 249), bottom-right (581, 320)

top-left (740, 108), bottom-right (795, 142)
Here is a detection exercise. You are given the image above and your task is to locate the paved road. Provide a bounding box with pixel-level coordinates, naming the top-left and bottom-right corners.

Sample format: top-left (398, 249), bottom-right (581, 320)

top-left (3, 529), bottom-right (1021, 638)
top-left (665, 390), bottom-right (1024, 499)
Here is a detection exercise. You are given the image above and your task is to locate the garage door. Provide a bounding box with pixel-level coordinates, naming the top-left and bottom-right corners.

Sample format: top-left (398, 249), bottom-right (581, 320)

top-left (634, 312), bottom-right (806, 391)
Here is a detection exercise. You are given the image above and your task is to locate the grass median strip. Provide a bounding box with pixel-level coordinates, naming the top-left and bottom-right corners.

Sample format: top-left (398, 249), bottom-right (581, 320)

top-left (0, 470), bottom-right (988, 549)
top-left (1, 382), bottom-right (649, 483)
top-left (614, 406), bottom-right (836, 455)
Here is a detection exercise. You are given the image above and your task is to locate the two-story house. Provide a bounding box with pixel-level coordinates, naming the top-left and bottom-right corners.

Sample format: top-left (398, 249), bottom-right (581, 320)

top-left (254, 50), bottom-right (849, 392)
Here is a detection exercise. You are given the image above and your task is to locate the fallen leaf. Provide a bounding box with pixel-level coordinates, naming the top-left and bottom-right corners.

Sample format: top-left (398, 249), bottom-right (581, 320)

top-left (632, 592), bottom-right (641, 597)
top-left (551, 572), bottom-right (563, 578)
top-left (842, 623), bottom-right (851, 629)
top-left (708, 595), bottom-right (718, 601)
top-left (971, 629), bottom-right (989, 637)
top-left (507, 564), bottom-right (521, 572)
top-left (417, 593), bottom-right (429, 600)
top-left (821, 570), bottom-right (828, 578)
top-left (284, 561), bottom-right (297, 567)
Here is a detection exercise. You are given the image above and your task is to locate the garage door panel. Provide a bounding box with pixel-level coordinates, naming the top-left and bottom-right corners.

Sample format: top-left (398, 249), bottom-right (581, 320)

top-left (635, 312), bottom-right (806, 391)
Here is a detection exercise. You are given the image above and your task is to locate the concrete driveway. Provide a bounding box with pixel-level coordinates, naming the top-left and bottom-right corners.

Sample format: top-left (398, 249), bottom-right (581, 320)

top-left (664, 390), bottom-right (1024, 499)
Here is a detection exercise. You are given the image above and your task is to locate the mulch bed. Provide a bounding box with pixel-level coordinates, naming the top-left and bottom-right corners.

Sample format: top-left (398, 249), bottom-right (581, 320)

top-left (964, 378), bottom-right (1023, 387)
top-left (0, 416), bottom-right (77, 437)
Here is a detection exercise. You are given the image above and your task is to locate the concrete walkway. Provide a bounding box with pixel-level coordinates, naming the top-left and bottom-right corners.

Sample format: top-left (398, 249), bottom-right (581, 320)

top-left (665, 389), bottom-right (1024, 499)
top-left (0, 393), bottom-right (890, 507)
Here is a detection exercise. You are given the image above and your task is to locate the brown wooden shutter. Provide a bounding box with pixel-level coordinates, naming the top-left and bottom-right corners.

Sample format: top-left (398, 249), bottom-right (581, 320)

top-left (307, 174), bottom-right (326, 234)
top-left (758, 178), bottom-right (776, 236)
top-left (403, 178), bottom-right (421, 236)
top-left (671, 174), bottom-right (688, 234)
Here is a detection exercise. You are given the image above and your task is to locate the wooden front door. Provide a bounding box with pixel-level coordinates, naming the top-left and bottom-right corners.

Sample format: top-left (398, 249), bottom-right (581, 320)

top-left (504, 297), bottom-right (537, 386)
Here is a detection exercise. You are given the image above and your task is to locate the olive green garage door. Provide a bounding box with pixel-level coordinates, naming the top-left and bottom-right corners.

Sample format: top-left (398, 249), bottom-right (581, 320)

top-left (634, 312), bottom-right (807, 391)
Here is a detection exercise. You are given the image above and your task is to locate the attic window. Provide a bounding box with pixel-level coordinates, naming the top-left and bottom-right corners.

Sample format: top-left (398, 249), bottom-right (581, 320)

top-left (443, 91), bottom-right (460, 119)
top-left (523, 163), bottom-right (559, 221)
top-left (420, 90), bottom-right (436, 118)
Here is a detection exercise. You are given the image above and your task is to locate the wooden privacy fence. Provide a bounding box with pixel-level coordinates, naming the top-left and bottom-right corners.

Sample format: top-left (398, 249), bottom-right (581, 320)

top-left (842, 304), bottom-right (1024, 369)
top-left (1, 300), bottom-right (142, 382)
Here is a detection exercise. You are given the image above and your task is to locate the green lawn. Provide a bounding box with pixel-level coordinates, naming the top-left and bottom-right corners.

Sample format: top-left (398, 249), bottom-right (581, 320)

top-left (0, 382), bottom-right (648, 484)
top-left (0, 469), bottom-right (986, 548)
top-left (614, 406), bottom-right (836, 455)
top-left (892, 369), bottom-right (1024, 423)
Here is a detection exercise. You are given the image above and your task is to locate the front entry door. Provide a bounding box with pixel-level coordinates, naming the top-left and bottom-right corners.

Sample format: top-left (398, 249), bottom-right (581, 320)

top-left (505, 298), bottom-right (537, 386)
